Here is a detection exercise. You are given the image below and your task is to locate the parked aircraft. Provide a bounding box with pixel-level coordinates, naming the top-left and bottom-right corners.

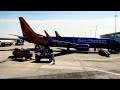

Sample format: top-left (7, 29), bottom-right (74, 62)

top-left (53, 31), bottom-right (120, 53)
top-left (0, 36), bottom-right (24, 47)
top-left (0, 37), bottom-right (18, 47)
top-left (9, 17), bottom-right (120, 53)
top-left (0, 40), bottom-right (13, 47)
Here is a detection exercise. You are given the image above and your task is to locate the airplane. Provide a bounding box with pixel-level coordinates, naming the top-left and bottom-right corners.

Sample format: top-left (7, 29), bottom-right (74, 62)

top-left (19, 17), bottom-right (90, 52)
top-left (0, 40), bottom-right (14, 47)
top-left (0, 37), bottom-right (19, 47)
top-left (0, 36), bottom-right (24, 47)
top-left (10, 17), bottom-right (120, 53)
top-left (52, 31), bottom-right (120, 53)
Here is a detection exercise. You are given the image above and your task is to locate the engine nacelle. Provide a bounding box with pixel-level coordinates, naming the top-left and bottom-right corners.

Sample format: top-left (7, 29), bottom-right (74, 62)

top-left (75, 44), bottom-right (90, 51)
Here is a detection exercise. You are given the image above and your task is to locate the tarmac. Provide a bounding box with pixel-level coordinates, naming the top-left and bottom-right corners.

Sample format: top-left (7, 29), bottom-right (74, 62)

top-left (0, 42), bottom-right (120, 79)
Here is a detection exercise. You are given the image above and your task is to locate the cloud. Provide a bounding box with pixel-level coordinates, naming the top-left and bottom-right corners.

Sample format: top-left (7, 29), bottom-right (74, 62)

top-left (0, 19), bottom-right (18, 23)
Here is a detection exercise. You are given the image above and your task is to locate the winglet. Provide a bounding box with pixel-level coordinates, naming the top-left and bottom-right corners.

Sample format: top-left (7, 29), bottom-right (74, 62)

top-left (44, 30), bottom-right (53, 41)
top-left (55, 31), bottom-right (61, 37)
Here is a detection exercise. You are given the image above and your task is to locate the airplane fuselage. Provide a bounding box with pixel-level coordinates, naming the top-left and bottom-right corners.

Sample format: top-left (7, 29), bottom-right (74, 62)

top-left (50, 37), bottom-right (120, 49)
top-left (0, 40), bottom-right (13, 47)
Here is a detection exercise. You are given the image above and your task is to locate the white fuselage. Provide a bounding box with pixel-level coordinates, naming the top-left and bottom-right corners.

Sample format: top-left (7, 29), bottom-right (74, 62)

top-left (0, 40), bottom-right (13, 47)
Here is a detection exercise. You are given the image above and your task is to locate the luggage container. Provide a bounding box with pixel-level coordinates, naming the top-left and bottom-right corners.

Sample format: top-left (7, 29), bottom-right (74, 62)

top-left (35, 53), bottom-right (53, 63)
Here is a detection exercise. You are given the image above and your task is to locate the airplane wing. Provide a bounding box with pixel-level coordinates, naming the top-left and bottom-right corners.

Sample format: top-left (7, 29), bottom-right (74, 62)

top-left (8, 34), bottom-right (25, 38)
top-left (0, 38), bottom-right (18, 40)
top-left (44, 30), bottom-right (83, 50)
top-left (8, 34), bottom-right (28, 40)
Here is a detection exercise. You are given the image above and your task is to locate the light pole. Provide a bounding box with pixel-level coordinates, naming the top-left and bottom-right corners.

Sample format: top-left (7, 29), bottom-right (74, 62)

top-left (90, 29), bottom-right (91, 37)
top-left (95, 25), bottom-right (97, 38)
top-left (85, 32), bottom-right (86, 37)
top-left (115, 15), bottom-right (118, 38)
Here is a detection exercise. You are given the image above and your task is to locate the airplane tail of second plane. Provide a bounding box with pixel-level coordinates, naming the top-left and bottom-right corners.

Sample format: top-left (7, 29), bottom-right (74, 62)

top-left (55, 31), bottom-right (61, 37)
top-left (44, 30), bottom-right (53, 41)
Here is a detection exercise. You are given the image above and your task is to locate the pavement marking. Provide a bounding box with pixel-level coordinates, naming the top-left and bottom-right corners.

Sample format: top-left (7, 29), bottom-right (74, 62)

top-left (72, 54), bottom-right (120, 77)
top-left (92, 56), bottom-right (120, 61)
top-left (72, 54), bottom-right (90, 77)
top-left (86, 67), bottom-right (120, 76)
top-left (0, 59), bottom-right (12, 63)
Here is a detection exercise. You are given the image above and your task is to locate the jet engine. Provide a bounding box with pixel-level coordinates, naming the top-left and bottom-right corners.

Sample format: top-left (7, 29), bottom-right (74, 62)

top-left (75, 44), bottom-right (90, 51)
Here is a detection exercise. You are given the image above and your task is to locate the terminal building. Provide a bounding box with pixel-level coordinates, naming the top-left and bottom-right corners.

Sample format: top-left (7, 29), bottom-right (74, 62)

top-left (100, 32), bottom-right (120, 38)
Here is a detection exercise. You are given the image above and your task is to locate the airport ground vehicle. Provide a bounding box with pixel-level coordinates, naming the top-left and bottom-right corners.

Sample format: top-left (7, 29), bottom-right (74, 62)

top-left (98, 49), bottom-right (110, 57)
top-left (35, 53), bottom-right (53, 62)
top-left (12, 48), bottom-right (32, 60)
top-left (35, 48), bottom-right (54, 63)
top-left (15, 39), bottom-right (24, 45)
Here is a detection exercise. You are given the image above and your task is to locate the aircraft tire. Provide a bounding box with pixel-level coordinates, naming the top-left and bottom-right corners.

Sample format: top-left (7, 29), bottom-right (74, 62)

top-left (36, 59), bottom-right (40, 62)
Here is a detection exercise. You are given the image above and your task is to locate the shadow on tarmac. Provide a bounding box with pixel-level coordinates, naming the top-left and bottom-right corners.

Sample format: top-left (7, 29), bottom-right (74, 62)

top-left (53, 49), bottom-right (95, 57)
top-left (11, 70), bottom-right (108, 79)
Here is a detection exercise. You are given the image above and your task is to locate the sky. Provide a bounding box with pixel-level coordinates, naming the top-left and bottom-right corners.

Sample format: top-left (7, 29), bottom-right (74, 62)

top-left (0, 11), bottom-right (120, 38)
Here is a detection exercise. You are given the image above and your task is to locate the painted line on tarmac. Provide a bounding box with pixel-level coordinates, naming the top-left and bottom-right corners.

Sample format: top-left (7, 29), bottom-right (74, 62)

top-left (86, 67), bottom-right (120, 76)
